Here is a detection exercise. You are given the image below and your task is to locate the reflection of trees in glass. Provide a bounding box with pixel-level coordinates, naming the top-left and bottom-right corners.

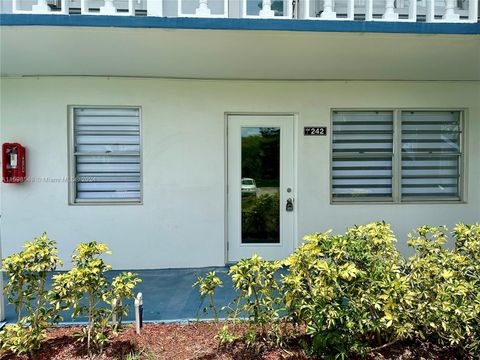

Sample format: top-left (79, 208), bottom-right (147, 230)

top-left (247, 0), bottom-right (284, 15)
top-left (271, 1), bottom-right (284, 15)
top-left (241, 128), bottom-right (280, 188)
top-left (256, 0), bottom-right (284, 15)
top-left (242, 193), bottom-right (280, 243)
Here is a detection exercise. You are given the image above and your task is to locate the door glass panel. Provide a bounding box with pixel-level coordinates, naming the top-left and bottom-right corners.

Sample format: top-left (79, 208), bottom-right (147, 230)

top-left (241, 127), bottom-right (280, 244)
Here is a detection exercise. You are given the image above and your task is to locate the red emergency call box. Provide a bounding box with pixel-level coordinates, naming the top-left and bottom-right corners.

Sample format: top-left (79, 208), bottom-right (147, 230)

top-left (2, 143), bottom-right (26, 183)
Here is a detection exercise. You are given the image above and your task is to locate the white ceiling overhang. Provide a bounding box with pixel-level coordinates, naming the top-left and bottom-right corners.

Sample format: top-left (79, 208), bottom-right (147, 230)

top-left (1, 24), bottom-right (479, 80)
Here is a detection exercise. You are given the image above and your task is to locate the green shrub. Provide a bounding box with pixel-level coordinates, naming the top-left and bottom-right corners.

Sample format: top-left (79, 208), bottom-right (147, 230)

top-left (217, 222), bottom-right (480, 358)
top-left (407, 224), bottom-right (480, 355)
top-left (193, 271), bottom-right (223, 321)
top-left (454, 223), bottom-right (480, 264)
top-left (51, 242), bottom-right (141, 355)
top-left (0, 233), bottom-right (62, 355)
top-left (282, 222), bottom-right (413, 358)
top-left (219, 254), bottom-right (286, 348)
top-left (1, 236), bottom-right (141, 357)
top-left (109, 271), bottom-right (142, 334)
top-left (229, 255), bottom-right (282, 326)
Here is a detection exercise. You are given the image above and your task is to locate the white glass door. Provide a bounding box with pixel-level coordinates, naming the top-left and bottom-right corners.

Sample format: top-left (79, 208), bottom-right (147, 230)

top-left (227, 115), bottom-right (295, 262)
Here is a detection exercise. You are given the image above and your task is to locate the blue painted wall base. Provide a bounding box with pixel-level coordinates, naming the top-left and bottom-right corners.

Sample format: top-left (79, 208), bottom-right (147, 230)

top-left (1, 14), bottom-right (479, 35)
top-left (3, 268), bottom-right (235, 324)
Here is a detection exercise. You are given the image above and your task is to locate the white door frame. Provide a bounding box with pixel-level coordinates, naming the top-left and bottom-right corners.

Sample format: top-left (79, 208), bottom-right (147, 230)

top-left (224, 113), bottom-right (298, 263)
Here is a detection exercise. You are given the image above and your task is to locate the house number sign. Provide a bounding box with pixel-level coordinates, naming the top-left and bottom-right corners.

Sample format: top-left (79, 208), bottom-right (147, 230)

top-left (304, 126), bottom-right (327, 136)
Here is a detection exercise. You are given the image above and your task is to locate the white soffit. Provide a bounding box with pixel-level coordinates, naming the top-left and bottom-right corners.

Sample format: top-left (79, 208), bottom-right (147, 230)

top-left (0, 26), bottom-right (479, 80)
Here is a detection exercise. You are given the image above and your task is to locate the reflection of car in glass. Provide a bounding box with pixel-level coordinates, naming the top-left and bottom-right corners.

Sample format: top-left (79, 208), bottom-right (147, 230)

top-left (241, 178), bottom-right (257, 196)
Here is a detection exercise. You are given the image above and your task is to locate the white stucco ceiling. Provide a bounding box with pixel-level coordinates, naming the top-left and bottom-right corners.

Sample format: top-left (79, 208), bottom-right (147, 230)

top-left (1, 26), bottom-right (479, 80)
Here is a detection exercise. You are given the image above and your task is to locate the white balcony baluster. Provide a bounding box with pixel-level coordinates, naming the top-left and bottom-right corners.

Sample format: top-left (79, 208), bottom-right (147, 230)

top-left (259, 0), bottom-right (275, 17)
top-left (442, 0), bottom-right (460, 20)
top-left (178, 0), bottom-right (228, 17)
top-left (242, 0), bottom-right (293, 18)
top-left (100, 0), bottom-right (117, 15)
top-left (13, 0), bottom-right (68, 14)
top-left (426, 0), bottom-right (477, 22)
top-left (366, 0), bottom-right (416, 21)
top-left (196, 0), bottom-right (212, 16)
top-left (81, 0), bottom-right (134, 16)
top-left (304, 0), bottom-right (354, 20)
top-left (32, 0), bottom-right (50, 12)
top-left (382, 0), bottom-right (399, 19)
top-left (469, 0), bottom-right (479, 22)
top-left (320, 0), bottom-right (337, 19)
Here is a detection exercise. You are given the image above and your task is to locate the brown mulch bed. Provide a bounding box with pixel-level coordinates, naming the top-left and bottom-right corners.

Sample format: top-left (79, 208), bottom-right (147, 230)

top-left (0, 323), bottom-right (470, 360)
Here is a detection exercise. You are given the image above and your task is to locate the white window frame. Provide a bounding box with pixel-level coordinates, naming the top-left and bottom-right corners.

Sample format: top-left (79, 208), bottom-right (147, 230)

top-left (330, 108), bottom-right (466, 204)
top-left (68, 105), bottom-right (143, 205)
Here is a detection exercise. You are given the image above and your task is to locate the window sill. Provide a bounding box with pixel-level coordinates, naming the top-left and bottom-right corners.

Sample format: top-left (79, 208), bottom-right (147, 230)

top-left (331, 200), bottom-right (466, 205)
top-left (69, 200), bottom-right (143, 206)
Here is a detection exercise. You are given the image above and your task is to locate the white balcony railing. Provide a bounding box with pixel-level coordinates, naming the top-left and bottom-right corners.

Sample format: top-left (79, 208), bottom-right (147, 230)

top-left (9, 0), bottom-right (479, 23)
top-left (12, 0), bottom-right (68, 14)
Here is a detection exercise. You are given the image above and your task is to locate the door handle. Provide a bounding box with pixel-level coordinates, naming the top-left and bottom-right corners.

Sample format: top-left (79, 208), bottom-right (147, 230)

top-left (286, 198), bottom-right (294, 212)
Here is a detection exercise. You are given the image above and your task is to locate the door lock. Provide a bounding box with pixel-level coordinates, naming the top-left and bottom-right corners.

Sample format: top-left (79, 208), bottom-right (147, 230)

top-left (286, 198), bottom-right (294, 212)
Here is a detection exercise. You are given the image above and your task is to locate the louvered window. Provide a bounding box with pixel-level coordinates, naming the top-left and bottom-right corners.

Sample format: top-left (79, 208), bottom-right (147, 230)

top-left (331, 109), bottom-right (464, 203)
top-left (71, 107), bottom-right (141, 203)
top-left (401, 111), bottom-right (462, 200)
top-left (332, 111), bottom-right (394, 201)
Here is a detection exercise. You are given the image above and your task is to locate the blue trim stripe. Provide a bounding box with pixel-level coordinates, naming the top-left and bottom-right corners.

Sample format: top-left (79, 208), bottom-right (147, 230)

top-left (0, 14), bottom-right (479, 35)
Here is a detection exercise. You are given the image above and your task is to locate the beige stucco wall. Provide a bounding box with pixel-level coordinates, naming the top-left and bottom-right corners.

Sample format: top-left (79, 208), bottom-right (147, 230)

top-left (1, 77), bottom-right (479, 269)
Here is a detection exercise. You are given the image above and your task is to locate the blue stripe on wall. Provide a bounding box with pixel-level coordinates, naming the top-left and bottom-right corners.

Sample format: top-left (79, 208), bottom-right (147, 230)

top-left (1, 14), bottom-right (479, 35)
